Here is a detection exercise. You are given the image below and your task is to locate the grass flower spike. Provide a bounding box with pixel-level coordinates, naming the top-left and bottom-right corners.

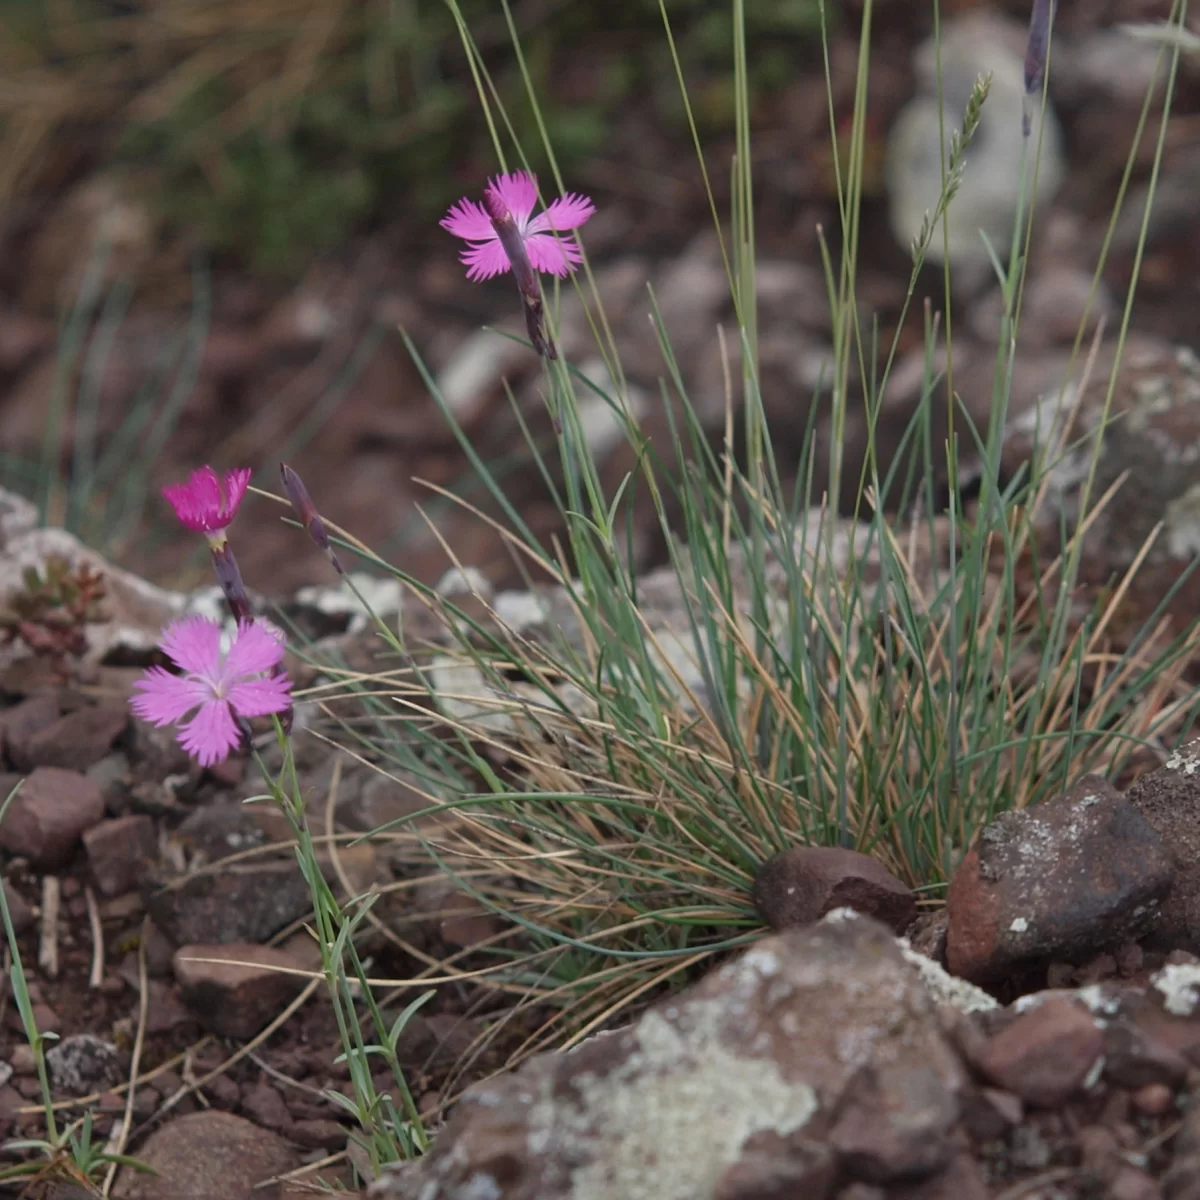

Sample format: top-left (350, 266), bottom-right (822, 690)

top-left (130, 615), bottom-right (292, 766)
top-left (162, 466), bottom-right (251, 543)
top-left (440, 170), bottom-right (594, 282)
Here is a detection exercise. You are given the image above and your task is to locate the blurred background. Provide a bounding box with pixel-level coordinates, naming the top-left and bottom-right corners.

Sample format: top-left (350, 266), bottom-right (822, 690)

top-left (0, 0), bottom-right (1196, 593)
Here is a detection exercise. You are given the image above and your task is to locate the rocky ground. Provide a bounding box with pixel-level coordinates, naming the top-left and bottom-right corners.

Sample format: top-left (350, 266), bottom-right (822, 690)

top-left (6, 323), bottom-right (1200, 1195)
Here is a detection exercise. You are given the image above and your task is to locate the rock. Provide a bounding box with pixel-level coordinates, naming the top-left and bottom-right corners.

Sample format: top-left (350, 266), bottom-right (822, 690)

top-left (139, 979), bottom-right (196, 1036)
top-left (113, 1109), bottom-right (301, 1199)
top-left (959, 1086), bottom-right (1022, 1141)
top-left (0, 766), bottom-right (107, 867)
top-left (290, 1118), bottom-right (347, 1150)
top-left (46, 1034), bottom-right (122, 1097)
top-left (888, 1151), bottom-right (989, 1200)
top-left (1164, 1156), bottom-right (1200, 1200)
top-left (713, 1131), bottom-right (836, 1200)
top-left (945, 776), bottom-right (1173, 981)
top-left (173, 943), bottom-right (310, 1039)
top-left (1001, 341), bottom-right (1200, 637)
top-left (884, 13), bottom-right (1064, 270)
top-left (0, 694), bottom-right (61, 764)
top-left (7, 703), bottom-right (127, 773)
top-left (752, 846), bottom-right (916, 934)
top-left (828, 1064), bottom-right (959, 1182)
top-left (83, 814), bottom-right (157, 897)
top-left (0, 515), bottom-right (186, 673)
top-left (341, 769), bottom-right (444, 833)
top-left (1127, 739), bottom-right (1200, 952)
top-left (147, 811), bottom-right (378, 944)
top-left (369, 911), bottom-right (964, 1200)
top-left (1102, 1006), bottom-right (1190, 1090)
top-left (968, 995), bottom-right (1104, 1107)
top-left (146, 860), bottom-right (313, 946)
top-left (1109, 1166), bottom-right (1163, 1200)
top-left (203, 1074), bottom-right (240, 1109)
top-left (240, 1080), bottom-right (293, 1133)
top-left (1, 880), bottom-right (33, 935)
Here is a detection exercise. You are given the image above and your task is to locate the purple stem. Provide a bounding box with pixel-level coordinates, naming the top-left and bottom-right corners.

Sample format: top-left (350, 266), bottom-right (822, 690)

top-left (484, 189), bottom-right (557, 360)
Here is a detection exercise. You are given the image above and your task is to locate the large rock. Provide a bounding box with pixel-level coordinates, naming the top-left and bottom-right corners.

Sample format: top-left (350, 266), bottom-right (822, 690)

top-left (1001, 339), bottom-right (1200, 637)
top-left (370, 911), bottom-right (965, 1200)
top-left (945, 776), bottom-right (1173, 982)
top-left (1127, 738), bottom-right (1200, 952)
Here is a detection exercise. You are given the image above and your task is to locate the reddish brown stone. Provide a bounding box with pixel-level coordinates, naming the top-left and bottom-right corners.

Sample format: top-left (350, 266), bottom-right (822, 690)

top-left (828, 1064), bottom-right (959, 1183)
top-left (946, 776), bottom-right (1173, 982)
top-left (715, 1130), bottom-right (836, 1200)
top-left (969, 995), bottom-right (1104, 1108)
top-left (1129, 740), bottom-right (1200, 954)
top-left (173, 943), bottom-right (309, 1040)
top-left (753, 846), bottom-right (916, 934)
top-left (0, 766), bottom-right (106, 867)
top-left (82, 814), bottom-right (157, 897)
top-left (8, 703), bottom-right (127, 773)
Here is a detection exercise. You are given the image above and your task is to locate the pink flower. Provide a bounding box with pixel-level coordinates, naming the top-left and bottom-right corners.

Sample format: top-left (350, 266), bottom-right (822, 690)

top-left (440, 171), bottom-right (594, 282)
top-left (162, 466), bottom-right (251, 537)
top-left (130, 615), bottom-right (292, 767)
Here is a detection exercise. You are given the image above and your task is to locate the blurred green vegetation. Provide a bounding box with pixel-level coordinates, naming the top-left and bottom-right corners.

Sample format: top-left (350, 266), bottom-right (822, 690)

top-left (0, 0), bottom-right (827, 276)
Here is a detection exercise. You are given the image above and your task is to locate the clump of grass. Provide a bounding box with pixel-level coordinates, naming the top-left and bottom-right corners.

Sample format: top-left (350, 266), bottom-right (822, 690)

top-left (296, 0), bottom-right (1200, 1059)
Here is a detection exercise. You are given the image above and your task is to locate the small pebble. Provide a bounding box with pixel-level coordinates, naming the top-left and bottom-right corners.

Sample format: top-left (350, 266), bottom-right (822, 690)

top-left (1132, 1082), bottom-right (1174, 1116)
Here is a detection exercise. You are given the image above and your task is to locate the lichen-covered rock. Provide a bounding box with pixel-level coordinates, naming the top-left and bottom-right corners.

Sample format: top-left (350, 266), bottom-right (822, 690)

top-left (1001, 339), bottom-right (1200, 636)
top-left (945, 776), bottom-right (1173, 982)
top-left (370, 911), bottom-right (965, 1200)
top-left (1127, 737), bottom-right (1200, 953)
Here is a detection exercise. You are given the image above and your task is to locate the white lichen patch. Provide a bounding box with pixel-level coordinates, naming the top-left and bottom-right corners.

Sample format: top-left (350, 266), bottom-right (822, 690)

top-left (1008, 917), bottom-right (1030, 933)
top-left (531, 1000), bottom-right (819, 1200)
top-left (821, 906), bottom-right (861, 924)
top-left (1075, 984), bottom-right (1122, 1018)
top-left (1165, 746), bottom-right (1200, 775)
top-left (1013, 991), bottom-right (1052, 1014)
top-left (897, 941), bottom-right (999, 1014)
top-left (1153, 963), bottom-right (1200, 1016)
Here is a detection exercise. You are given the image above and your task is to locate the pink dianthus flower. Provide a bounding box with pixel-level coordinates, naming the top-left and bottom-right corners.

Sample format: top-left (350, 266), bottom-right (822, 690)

top-left (162, 466), bottom-right (251, 539)
top-left (440, 171), bottom-right (594, 282)
top-left (130, 615), bottom-right (292, 767)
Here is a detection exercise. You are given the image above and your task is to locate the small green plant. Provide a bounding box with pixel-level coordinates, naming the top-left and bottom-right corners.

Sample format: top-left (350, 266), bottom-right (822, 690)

top-left (128, 468), bottom-right (432, 1181)
top-left (0, 556), bottom-right (107, 678)
top-left (0, 1109), bottom-right (152, 1195)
